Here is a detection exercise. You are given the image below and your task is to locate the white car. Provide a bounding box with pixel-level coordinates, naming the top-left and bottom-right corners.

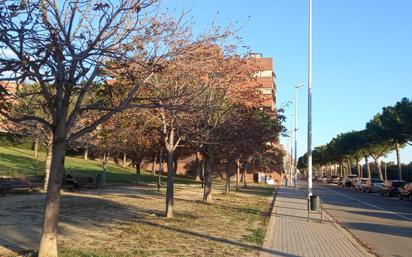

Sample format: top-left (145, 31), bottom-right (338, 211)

top-left (355, 178), bottom-right (368, 191)
top-left (266, 178), bottom-right (275, 185)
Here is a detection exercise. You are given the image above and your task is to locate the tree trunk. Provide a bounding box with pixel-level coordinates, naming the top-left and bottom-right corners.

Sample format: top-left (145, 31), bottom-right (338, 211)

top-left (356, 159), bottom-right (362, 178)
top-left (201, 159), bottom-right (205, 188)
top-left (122, 152), bottom-right (127, 168)
top-left (135, 157), bottom-right (142, 185)
top-left (224, 156), bottom-right (230, 194)
top-left (243, 163), bottom-right (248, 188)
top-left (44, 140), bottom-right (53, 191)
top-left (34, 136), bottom-right (39, 159)
top-left (151, 156), bottom-right (157, 176)
top-left (203, 155), bottom-right (213, 203)
top-left (373, 157), bottom-right (384, 181)
top-left (83, 147), bottom-right (88, 160)
top-left (102, 153), bottom-right (108, 186)
top-left (38, 138), bottom-right (66, 257)
top-left (347, 160), bottom-right (351, 176)
top-left (195, 151), bottom-right (201, 181)
top-left (165, 127), bottom-right (175, 218)
top-left (395, 140), bottom-right (402, 180)
top-left (236, 159), bottom-right (240, 191)
top-left (157, 149), bottom-right (163, 191)
top-left (365, 156), bottom-right (371, 178)
top-left (165, 149), bottom-right (174, 218)
top-left (173, 158), bottom-right (178, 174)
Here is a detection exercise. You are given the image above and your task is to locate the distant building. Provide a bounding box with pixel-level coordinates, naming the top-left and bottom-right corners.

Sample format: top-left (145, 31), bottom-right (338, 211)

top-left (249, 53), bottom-right (277, 111)
top-left (0, 81), bottom-right (17, 132)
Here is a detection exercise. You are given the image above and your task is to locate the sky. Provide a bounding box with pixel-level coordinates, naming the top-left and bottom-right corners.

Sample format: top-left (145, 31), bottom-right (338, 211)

top-left (162, 0), bottom-right (412, 164)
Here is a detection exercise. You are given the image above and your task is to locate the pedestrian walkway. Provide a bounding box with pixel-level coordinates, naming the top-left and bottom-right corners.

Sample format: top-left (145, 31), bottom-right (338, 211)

top-left (260, 186), bottom-right (373, 257)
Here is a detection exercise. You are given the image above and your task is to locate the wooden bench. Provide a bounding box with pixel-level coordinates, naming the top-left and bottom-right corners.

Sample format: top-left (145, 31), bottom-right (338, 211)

top-left (62, 175), bottom-right (95, 190)
top-left (0, 177), bottom-right (32, 193)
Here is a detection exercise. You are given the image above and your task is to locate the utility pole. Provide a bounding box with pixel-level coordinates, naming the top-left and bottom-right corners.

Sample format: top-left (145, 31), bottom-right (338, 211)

top-left (290, 116), bottom-right (294, 187)
top-left (307, 0), bottom-right (313, 197)
top-left (294, 84), bottom-right (304, 190)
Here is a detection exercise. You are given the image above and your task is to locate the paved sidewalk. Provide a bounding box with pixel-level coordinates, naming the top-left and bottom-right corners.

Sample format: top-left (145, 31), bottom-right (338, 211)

top-left (261, 186), bottom-right (373, 257)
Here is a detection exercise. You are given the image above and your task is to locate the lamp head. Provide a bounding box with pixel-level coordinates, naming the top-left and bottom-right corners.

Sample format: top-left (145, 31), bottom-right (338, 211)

top-left (295, 83), bottom-right (304, 88)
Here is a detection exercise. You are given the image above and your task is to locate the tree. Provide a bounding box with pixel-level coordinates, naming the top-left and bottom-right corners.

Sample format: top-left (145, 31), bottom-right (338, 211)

top-left (365, 118), bottom-right (393, 180)
top-left (99, 110), bottom-right (160, 184)
top-left (147, 43), bottom-right (218, 217)
top-left (379, 98), bottom-right (412, 180)
top-left (216, 107), bottom-right (285, 193)
top-left (189, 51), bottom-right (265, 201)
top-left (0, 1), bottom-right (190, 255)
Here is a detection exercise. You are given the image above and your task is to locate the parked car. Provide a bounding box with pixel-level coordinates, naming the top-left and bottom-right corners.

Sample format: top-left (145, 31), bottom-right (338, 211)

top-left (328, 175), bottom-right (341, 184)
top-left (320, 176), bottom-right (328, 183)
top-left (339, 175), bottom-right (359, 188)
top-left (399, 182), bottom-right (412, 201)
top-left (379, 180), bottom-right (405, 197)
top-left (364, 178), bottom-right (384, 193)
top-left (355, 178), bottom-right (368, 191)
top-left (347, 174), bottom-right (359, 183)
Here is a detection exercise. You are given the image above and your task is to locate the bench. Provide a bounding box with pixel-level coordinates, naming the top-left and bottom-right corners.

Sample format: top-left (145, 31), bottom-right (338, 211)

top-left (0, 177), bottom-right (32, 193)
top-left (62, 175), bottom-right (95, 190)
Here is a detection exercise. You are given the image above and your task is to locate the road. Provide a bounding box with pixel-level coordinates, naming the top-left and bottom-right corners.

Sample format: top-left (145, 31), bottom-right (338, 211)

top-left (306, 182), bottom-right (412, 257)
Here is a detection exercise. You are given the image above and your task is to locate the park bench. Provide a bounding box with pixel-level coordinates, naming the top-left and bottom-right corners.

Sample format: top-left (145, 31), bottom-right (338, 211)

top-left (0, 177), bottom-right (32, 193)
top-left (62, 175), bottom-right (95, 190)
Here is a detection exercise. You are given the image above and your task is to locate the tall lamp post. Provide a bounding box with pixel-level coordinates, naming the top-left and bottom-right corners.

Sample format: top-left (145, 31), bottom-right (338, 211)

top-left (290, 115), bottom-right (294, 186)
top-left (307, 0), bottom-right (313, 197)
top-left (294, 83), bottom-right (304, 190)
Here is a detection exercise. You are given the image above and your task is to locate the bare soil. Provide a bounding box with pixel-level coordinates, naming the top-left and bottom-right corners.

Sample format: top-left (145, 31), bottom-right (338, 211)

top-left (0, 183), bottom-right (273, 257)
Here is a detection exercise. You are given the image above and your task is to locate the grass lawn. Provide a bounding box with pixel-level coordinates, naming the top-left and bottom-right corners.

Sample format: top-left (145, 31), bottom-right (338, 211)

top-left (0, 146), bottom-right (197, 185)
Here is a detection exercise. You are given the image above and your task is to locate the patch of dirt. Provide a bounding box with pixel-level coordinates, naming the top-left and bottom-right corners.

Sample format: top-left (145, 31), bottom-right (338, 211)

top-left (0, 183), bottom-right (273, 257)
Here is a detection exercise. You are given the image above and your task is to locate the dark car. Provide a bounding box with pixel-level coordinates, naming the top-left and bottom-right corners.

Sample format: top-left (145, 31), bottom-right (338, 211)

top-left (399, 182), bottom-right (412, 201)
top-left (338, 175), bottom-right (358, 188)
top-left (379, 180), bottom-right (405, 197)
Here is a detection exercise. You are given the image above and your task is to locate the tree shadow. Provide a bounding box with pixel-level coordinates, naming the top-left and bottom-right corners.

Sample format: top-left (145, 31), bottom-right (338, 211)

top-left (0, 153), bottom-right (44, 176)
top-left (0, 187), bottom-right (168, 255)
top-left (346, 222), bottom-right (412, 238)
top-left (135, 220), bottom-right (301, 257)
top-left (1, 185), bottom-right (272, 256)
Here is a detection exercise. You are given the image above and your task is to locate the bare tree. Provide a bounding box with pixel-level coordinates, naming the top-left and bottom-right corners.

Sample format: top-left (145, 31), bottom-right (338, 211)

top-left (0, 1), bottom-right (190, 255)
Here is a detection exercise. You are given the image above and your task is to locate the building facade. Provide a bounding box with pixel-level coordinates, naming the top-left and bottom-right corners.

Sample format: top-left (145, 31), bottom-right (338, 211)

top-left (250, 53), bottom-right (277, 111)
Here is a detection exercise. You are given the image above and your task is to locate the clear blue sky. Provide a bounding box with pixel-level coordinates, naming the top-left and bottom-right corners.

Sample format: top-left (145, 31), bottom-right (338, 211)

top-left (162, 0), bottom-right (412, 164)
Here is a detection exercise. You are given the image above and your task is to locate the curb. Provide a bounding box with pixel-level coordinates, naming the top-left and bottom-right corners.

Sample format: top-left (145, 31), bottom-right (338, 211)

top-left (259, 186), bottom-right (279, 257)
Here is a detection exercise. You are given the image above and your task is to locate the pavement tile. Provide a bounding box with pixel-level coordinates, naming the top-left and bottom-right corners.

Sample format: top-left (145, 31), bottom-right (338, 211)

top-left (260, 186), bottom-right (373, 257)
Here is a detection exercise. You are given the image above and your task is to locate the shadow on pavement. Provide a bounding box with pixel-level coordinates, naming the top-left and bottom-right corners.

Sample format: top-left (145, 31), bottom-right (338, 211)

top-left (346, 222), bottom-right (412, 238)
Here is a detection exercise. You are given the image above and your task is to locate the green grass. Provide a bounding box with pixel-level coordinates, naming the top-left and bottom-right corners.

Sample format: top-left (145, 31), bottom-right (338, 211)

top-left (244, 228), bottom-right (266, 245)
top-left (0, 146), bottom-right (197, 185)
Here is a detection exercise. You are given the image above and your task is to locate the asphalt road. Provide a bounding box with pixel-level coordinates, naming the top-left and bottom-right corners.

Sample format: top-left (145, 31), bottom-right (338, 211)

top-left (308, 182), bottom-right (412, 257)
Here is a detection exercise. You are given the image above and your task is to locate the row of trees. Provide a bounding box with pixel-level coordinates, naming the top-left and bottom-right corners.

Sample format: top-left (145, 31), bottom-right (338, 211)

top-left (0, 1), bottom-right (285, 256)
top-left (298, 98), bottom-right (412, 181)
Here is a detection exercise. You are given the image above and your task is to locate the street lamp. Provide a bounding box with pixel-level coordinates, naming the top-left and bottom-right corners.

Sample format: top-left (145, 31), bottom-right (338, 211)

top-left (294, 83), bottom-right (304, 190)
top-left (290, 114), bottom-right (294, 187)
top-left (307, 0), bottom-right (313, 197)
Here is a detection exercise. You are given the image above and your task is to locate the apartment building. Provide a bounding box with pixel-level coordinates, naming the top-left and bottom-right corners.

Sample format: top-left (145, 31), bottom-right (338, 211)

top-left (250, 53), bottom-right (277, 112)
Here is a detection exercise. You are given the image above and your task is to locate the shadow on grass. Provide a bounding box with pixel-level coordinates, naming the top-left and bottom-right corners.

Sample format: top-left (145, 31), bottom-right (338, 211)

top-left (0, 184), bottom-right (296, 257)
top-left (0, 187), bottom-right (182, 255)
top-left (236, 185), bottom-right (275, 197)
top-left (136, 220), bottom-right (300, 257)
top-left (0, 153), bottom-right (44, 176)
